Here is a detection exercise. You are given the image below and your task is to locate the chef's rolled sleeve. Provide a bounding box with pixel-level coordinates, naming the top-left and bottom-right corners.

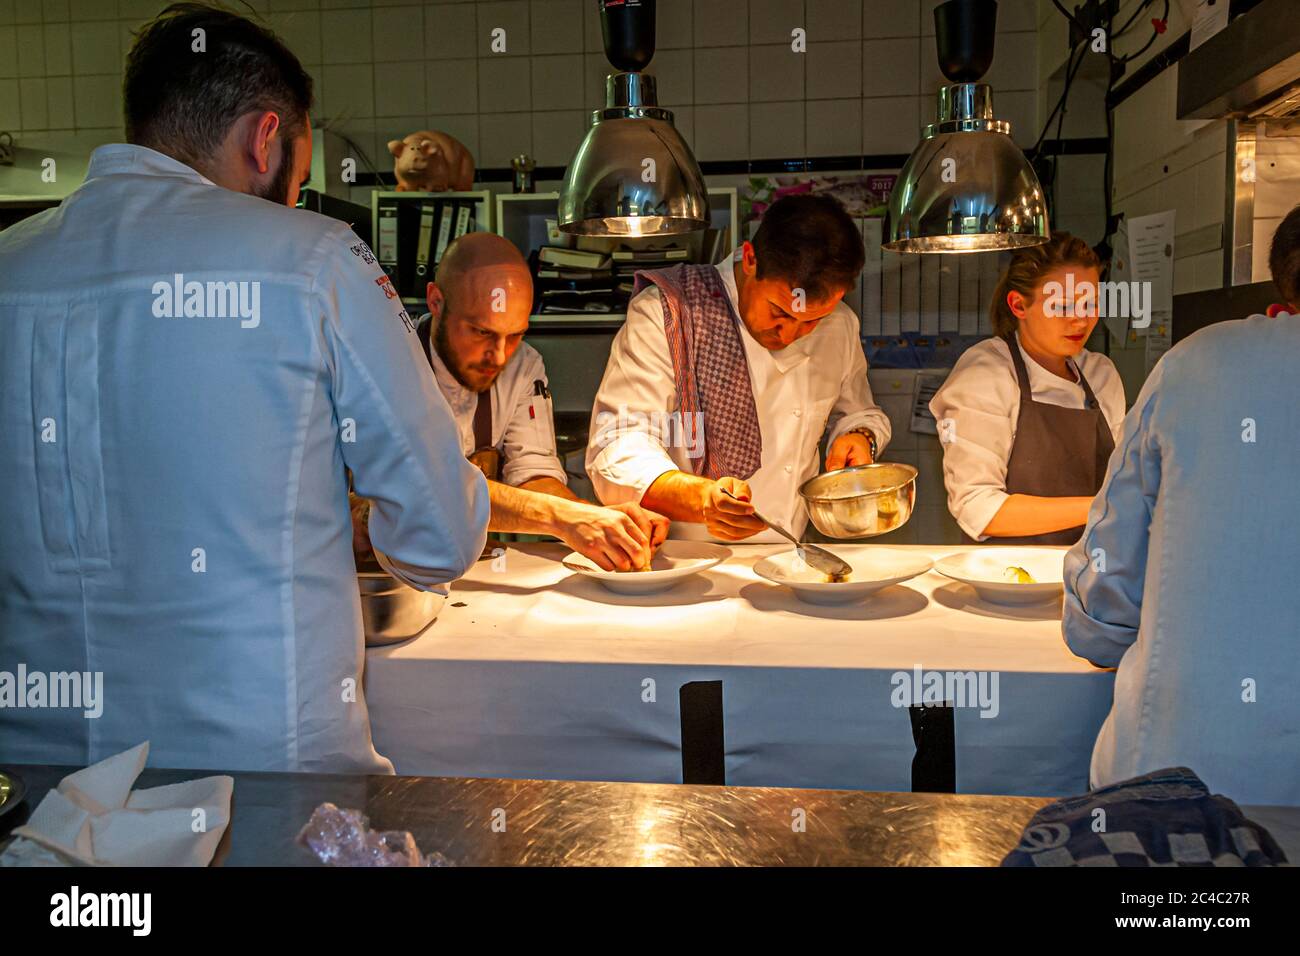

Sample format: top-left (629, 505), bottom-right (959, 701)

top-left (315, 227), bottom-right (489, 588)
top-left (589, 428), bottom-right (680, 504)
top-left (825, 310), bottom-right (892, 452)
top-left (936, 411), bottom-right (1012, 541)
top-left (586, 287), bottom-right (683, 504)
top-left (929, 349), bottom-right (1019, 540)
top-left (500, 349), bottom-right (568, 487)
top-left (1063, 363), bottom-right (1163, 667)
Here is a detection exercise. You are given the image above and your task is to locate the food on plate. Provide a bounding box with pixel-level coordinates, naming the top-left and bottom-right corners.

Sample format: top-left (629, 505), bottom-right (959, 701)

top-left (620, 552), bottom-right (655, 573)
top-left (1003, 565), bottom-right (1036, 584)
top-left (565, 541), bottom-right (729, 594)
top-left (826, 569), bottom-right (852, 583)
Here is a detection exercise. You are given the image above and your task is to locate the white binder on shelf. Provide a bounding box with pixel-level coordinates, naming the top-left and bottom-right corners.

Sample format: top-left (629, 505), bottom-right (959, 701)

top-left (860, 218), bottom-right (884, 336)
top-left (900, 254), bottom-right (921, 334)
top-left (958, 254), bottom-right (982, 336)
top-left (978, 251), bottom-right (1002, 336)
top-left (920, 255), bottom-right (940, 335)
top-left (939, 257), bottom-right (960, 333)
top-left (882, 248), bottom-right (902, 336)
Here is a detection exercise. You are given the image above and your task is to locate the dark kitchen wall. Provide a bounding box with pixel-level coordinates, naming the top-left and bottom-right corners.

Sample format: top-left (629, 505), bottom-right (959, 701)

top-left (0, 0), bottom-right (1043, 174)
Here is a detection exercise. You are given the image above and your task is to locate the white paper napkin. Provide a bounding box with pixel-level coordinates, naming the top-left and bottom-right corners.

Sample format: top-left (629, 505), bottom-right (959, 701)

top-left (0, 742), bottom-right (233, 867)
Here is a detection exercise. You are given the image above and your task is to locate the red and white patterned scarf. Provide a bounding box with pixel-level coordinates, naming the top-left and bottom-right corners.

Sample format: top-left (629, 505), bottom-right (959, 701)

top-left (633, 264), bottom-right (763, 480)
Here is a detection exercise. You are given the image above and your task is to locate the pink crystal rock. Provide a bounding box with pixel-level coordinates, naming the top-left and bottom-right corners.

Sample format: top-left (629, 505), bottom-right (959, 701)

top-left (296, 802), bottom-right (451, 867)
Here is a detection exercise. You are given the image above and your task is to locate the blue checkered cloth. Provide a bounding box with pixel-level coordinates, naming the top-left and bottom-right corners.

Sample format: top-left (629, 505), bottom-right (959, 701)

top-left (1002, 767), bottom-right (1289, 867)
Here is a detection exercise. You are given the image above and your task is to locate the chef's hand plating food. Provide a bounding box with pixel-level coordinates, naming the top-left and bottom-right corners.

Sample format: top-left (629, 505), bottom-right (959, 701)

top-left (697, 477), bottom-right (768, 541)
top-left (550, 498), bottom-right (666, 572)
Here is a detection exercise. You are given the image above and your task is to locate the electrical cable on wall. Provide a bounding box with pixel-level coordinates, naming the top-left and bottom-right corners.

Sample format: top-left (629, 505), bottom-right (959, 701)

top-left (1099, 0), bottom-right (1172, 250)
top-left (1041, 0), bottom-right (1172, 257)
top-left (1116, 0), bottom-right (1171, 63)
top-left (1030, 38), bottom-right (1089, 164)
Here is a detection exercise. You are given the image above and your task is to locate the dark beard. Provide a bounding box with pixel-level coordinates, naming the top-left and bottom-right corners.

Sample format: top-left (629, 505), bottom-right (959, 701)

top-left (255, 135), bottom-right (296, 206)
top-left (432, 314), bottom-right (491, 392)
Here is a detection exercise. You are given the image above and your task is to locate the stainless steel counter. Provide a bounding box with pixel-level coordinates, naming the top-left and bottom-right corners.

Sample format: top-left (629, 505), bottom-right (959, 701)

top-left (6, 765), bottom-right (1295, 866)
top-left (1, 764), bottom-right (1050, 866)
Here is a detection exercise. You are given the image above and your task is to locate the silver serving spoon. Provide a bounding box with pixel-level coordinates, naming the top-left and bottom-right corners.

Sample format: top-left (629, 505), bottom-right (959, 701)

top-left (723, 490), bottom-right (852, 581)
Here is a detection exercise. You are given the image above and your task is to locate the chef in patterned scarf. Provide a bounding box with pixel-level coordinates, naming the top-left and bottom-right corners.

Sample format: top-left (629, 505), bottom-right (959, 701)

top-left (586, 194), bottom-right (892, 542)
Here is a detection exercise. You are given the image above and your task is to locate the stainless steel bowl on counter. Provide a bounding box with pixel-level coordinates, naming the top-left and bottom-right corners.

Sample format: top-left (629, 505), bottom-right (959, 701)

top-left (799, 462), bottom-right (918, 539)
top-left (357, 559), bottom-right (446, 647)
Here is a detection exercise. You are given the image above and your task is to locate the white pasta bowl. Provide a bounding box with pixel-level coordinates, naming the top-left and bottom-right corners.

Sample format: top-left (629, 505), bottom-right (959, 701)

top-left (933, 548), bottom-right (1066, 606)
top-left (753, 547), bottom-right (933, 605)
top-left (562, 540), bottom-right (731, 595)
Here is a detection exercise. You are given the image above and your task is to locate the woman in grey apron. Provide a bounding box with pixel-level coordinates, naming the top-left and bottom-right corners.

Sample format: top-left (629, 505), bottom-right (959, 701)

top-left (989, 334), bottom-right (1116, 545)
top-left (930, 232), bottom-right (1126, 546)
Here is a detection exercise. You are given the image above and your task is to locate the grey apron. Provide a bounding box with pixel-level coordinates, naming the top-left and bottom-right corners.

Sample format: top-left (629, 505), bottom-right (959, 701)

top-left (964, 334), bottom-right (1116, 546)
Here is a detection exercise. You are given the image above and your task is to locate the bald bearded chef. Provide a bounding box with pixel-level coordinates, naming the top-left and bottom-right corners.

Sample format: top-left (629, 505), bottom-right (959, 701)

top-left (351, 232), bottom-right (668, 571)
top-left (585, 194), bottom-right (891, 542)
top-left (417, 232), bottom-right (572, 493)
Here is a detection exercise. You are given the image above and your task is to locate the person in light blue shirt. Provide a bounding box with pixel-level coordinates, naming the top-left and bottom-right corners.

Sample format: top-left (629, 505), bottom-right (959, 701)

top-left (1063, 204), bottom-right (1300, 806)
top-left (0, 6), bottom-right (489, 773)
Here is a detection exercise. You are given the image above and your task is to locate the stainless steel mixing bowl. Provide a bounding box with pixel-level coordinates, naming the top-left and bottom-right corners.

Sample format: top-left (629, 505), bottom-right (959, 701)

top-left (799, 462), bottom-right (918, 539)
top-left (358, 560), bottom-right (446, 646)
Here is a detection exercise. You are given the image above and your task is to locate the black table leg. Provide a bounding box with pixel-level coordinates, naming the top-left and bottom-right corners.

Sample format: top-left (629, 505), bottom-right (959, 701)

top-left (679, 680), bottom-right (725, 785)
top-left (909, 702), bottom-right (956, 793)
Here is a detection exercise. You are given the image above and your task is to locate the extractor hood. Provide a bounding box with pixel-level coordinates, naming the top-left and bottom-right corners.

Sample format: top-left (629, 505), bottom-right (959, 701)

top-left (1177, 0), bottom-right (1300, 120)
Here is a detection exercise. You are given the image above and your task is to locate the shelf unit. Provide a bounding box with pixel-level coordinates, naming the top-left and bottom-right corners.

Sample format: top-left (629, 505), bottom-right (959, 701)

top-left (495, 188), bottom-right (740, 330)
top-left (370, 189), bottom-right (493, 312)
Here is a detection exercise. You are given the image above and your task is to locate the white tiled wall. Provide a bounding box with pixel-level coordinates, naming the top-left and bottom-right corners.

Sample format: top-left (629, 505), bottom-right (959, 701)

top-left (1112, 67), bottom-right (1228, 297)
top-left (1035, 0), bottom-right (1230, 300)
top-left (0, 0), bottom-right (1043, 173)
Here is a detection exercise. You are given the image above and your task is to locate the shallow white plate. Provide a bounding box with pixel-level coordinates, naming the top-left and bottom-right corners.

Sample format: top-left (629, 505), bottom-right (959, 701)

top-left (562, 540), bottom-right (730, 595)
top-left (933, 548), bottom-right (1066, 606)
top-left (753, 548), bottom-right (933, 605)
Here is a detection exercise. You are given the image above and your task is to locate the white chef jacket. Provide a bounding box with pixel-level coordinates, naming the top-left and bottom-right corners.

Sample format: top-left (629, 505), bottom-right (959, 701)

top-left (585, 250), bottom-right (892, 541)
top-left (1064, 314), bottom-right (1300, 806)
top-left (421, 313), bottom-right (567, 487)
top-left (0, 144), bottom-right (489, 774)
top-left (929, 334), bottom-right (1126, 540)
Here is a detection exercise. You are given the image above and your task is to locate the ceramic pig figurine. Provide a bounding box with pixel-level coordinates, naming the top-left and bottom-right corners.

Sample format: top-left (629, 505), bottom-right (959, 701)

top-left (387, 131), bottom-right (475, 192)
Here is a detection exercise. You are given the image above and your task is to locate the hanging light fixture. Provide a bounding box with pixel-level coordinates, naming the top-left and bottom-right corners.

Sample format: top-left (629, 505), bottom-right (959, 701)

top-left (558, 0), bottom-right (708, 236)
top-left (884, 0), bottom-right (1049, 253)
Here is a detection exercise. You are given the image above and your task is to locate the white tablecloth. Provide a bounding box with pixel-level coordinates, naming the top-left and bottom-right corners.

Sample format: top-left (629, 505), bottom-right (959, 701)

top-left (366, 543), bottom-right (1114, 797)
